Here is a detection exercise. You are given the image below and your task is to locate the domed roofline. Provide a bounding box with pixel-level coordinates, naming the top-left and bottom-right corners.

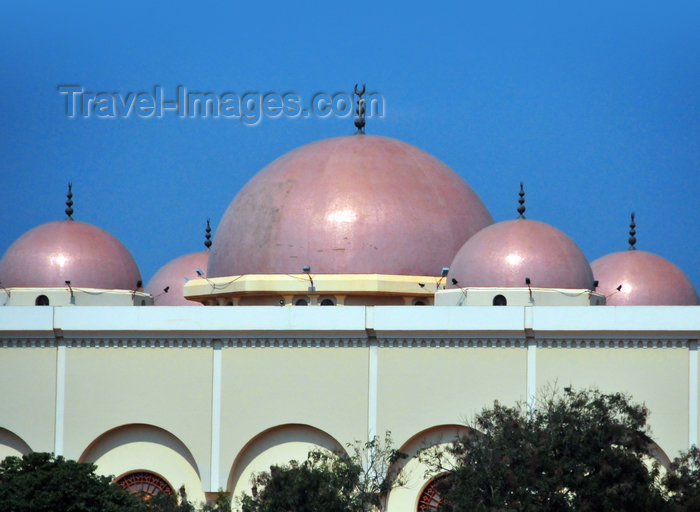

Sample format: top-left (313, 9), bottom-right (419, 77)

top-left (208, 135), bottom-right (493, 278)
top-left (590, 213), bottom-right (699, 306)
top-left (146, 219), bottom-right (213, 306)
top-left (447, 184), bottom-right (594, 290)
top-left (0, 185), bottom-right (142, 291)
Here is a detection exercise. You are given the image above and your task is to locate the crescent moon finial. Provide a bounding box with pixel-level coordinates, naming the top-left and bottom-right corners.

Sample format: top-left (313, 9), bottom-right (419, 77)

top-left (354, 84), bottom-right (367, 135)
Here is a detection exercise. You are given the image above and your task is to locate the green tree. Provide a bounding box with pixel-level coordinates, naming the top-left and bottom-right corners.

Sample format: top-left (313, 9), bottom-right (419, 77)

top-left (0, 452), bottom-right (237, 512)
top-left (237, 432), bottom-right (407, 512)
top-left (143, 486), bottom-right (195, 512)
top-left (0, 452), bottom-right (144, 512)
top-left (664, 446), bottom-right (700, 511)
top-left (201, 490), bottom-right (233, 512)
top-left (421, 387), bottom-right (668, 512)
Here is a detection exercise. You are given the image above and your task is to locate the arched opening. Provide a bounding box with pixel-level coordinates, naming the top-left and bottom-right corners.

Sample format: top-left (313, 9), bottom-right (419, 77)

top-left (414, 300), bottom-right (427, 306)
top-left (492, 294), bottom-right (507, 306)
top-left (295, 298), bottom-right (308, 306)
top-left (320, 298), bottom-right (335, 306)
top-left (386, 425), bottom-right (472, 512)
top-left (116, 471), bottom-right (173, 499)
top-left (648, 441), bottom-right (672, 470)
top-left (35, 295), bottom-right (50, 306)
top-left (0, 428), bottom-right (32, 461)
top-left (79, 423), bottom-right (204, 503)
top-left (228, 424), bottom-right (346, 502)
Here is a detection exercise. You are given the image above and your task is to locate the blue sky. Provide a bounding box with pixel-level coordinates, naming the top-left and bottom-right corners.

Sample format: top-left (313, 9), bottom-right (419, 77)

top-left (1, 0), bottom-right (699, 290)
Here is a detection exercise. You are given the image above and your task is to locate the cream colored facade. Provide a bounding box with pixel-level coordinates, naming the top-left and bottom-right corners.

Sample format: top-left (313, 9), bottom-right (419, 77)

top-left (1, 304), bottom-right (699, 510)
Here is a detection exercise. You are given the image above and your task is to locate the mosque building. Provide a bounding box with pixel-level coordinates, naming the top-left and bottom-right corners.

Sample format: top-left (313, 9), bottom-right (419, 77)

top-left (1, 95), bottom-right (699, 510)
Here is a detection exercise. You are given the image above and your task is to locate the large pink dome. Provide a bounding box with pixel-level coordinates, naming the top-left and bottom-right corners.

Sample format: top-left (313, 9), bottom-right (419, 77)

top-left (146, 251), bottom-right (209, 306)
top-left (448, 219), bottom-right (594, 289)
top-left (0, 221), bottom-right (141, 290)
top-left (208, 135), bottom-right (494, 277)
top-left (591, 251), bottom-right (699, 305)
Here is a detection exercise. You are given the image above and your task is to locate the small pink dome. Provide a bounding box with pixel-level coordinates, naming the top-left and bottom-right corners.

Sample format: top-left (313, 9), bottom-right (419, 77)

top-left (146, 251), bottom-right (209, 306)
top-left (208, 135), bottom-right (494, 277)
top-left (448, 219), bottom-right (594, 289)
top-left (0, 221), bottom-right (141, 290)
top-left (591, 250), bottom-right (699, 305)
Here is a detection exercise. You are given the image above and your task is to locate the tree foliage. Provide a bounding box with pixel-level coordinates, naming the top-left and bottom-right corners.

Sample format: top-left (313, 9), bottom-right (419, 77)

top-left (201, 491), bottom-right (233, 512)
top-left (142, 487), bottom-right (194, 512)
top-left (0, 452), bottom-right (143, 512)
top-left (136, 486), bottom-right (232, 512)
top-left (237, 432), bottom-right (407, 512)
top-left (0, 452), bottom-right (234, 512)
top-left (422, 387), bottom-right (669, 512)
top-left (664, 446), bottom-right (700, 511)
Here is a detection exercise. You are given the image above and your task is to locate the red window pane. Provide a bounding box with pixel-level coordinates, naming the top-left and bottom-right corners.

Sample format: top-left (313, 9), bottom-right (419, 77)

top-left (417, 474), bottom-right (449, 512)
top-left (117, 471), bottom-right (173, 499)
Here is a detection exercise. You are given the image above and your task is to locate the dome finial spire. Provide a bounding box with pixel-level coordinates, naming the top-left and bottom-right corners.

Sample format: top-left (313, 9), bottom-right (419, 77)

top-left (628, 212), bottom-right (636, 250)
top-left (204, 219), bottom-right (212, 250)
top-left (517, 182), bottom-right (526, 219)
top-left (354, 84), bottom-right (366, 135)
top-left (65, 182), bottom-right (74, 220)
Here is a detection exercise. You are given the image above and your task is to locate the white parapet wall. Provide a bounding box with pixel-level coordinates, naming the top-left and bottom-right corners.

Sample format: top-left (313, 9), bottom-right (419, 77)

top-left (0, 288), bottom-right (153, 307)
top-left (434, 287), bottom-right (605, 306)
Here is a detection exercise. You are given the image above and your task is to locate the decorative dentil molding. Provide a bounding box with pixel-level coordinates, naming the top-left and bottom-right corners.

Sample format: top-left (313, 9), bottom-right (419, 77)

top-left (1, 338), bottom-right (695, 349)
top-left (378, 338), bottom-right (526, 348)
top-left (538, 339), bottom-right (690, 349)
top-left (1, 338), bottom-right (56, 348)
top-left (223, 338), bottom-right (366, 348)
